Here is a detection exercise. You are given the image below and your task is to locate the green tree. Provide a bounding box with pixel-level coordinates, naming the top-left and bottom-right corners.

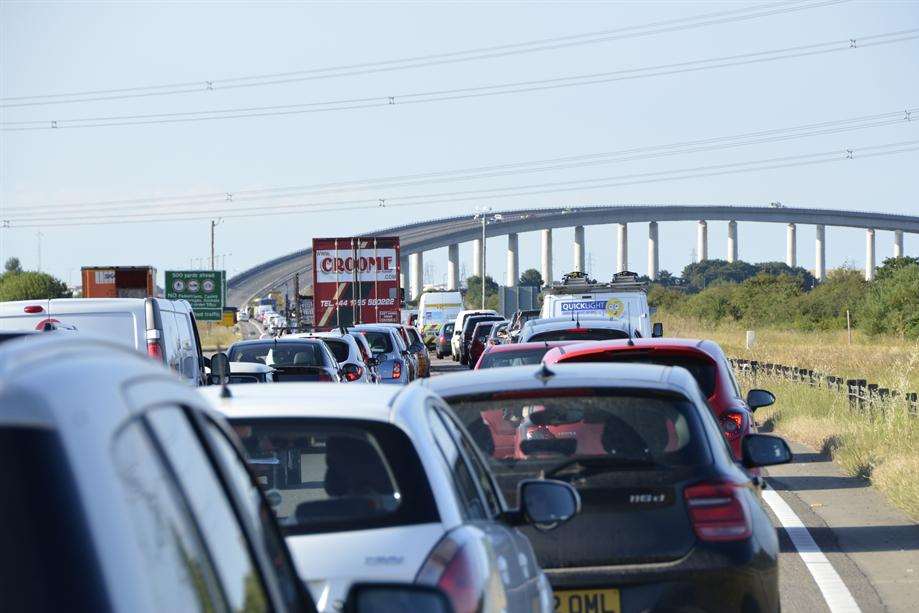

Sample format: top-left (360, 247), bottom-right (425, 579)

top-left (683, 284), bottom-right (741, 322)
top-left (4, 257), bottom-right (22, 274)
top-left (464, 275), bottom-right (500, 309)
top-left (794, 267), bottom-right (867, 330)
top-left (861, 263), bottom-right (919, 338)
top-left (518, 268), bottom-right (544, 287)
top-left (647, 284), bottom-right (685, 311)
top-left (875, 256), bottom-right (919, 282)
top-left (731, 273), bottom-right (805, 325)
top-left (681, 259), bottom-right (757, 292)
top-left (0, 271), bottom-right (71, 301)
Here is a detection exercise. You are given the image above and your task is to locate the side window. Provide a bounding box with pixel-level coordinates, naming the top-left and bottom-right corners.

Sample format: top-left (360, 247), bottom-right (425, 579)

top-left (112, 421), bottom-right (222, 611)
top-left (427, 405), bottom-right (486, 521)
top-left (438, 409), bottom-right (502, 518)
top-left (159, 310), bottom-right (180, 367)
top-left (202, 418), bottom-right (306, 613)
top-left (146, 407), bottom-right (270, 613)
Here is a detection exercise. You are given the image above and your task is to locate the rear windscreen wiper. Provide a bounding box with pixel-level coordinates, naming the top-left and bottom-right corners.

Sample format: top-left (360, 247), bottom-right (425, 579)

top-left (545, 455), bottom-right (660, 480)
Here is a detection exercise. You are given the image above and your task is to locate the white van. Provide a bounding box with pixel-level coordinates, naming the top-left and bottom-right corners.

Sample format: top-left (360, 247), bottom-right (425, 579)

top-left (540, 271), bottom-right (661, 339)
top-left (0, 297), bottom-right (206, 385)
top-left (417, 291), bottom-right (463, 332)
top-left (450, 308), bottom-right (498, 361)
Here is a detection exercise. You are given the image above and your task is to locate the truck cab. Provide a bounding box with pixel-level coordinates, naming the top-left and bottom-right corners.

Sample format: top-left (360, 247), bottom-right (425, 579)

top-left (540, 271), bottom-right (662, 339)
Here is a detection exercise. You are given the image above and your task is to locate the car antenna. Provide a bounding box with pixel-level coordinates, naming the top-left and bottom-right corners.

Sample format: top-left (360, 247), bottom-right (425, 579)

top-left (534, 362), bottom-right (555, 383)
top-left (625, 305), bottom-right (635, 346)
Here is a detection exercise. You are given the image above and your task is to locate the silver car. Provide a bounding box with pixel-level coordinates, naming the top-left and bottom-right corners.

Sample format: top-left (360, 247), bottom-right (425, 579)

top-left (353, 324), bottom-right (412, 384)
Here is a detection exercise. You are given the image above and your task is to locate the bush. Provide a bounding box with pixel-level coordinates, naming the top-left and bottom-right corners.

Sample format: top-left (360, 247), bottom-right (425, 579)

top-left (794, 268), bottom-right (867, 331)
top-left (0, 271), bottom-right (71, 301)
top-left (861, 263), bottom-right (919, 339)
top-left (682, 284), bottom-right (741, 322)
top-left (732, 273), bottom-right (805, 326)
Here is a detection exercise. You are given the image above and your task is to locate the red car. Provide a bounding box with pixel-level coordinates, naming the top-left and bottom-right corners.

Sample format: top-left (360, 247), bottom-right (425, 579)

top-left (542, 338), bottom-right (775, 460)
top-left (474, 340), bottom-right (576, 370)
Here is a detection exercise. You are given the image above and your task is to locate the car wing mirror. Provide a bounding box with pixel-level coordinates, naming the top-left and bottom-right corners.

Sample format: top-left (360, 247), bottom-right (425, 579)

top-left (652, 322), bottom-right (664, 337)
top-left (746, 388), bottom-right (775, 411)
top-left (742, 434), bottom-right (793, 468)
top-left (209, 352), bottom-right (230, 385)
top-left (344, 583), bottom-right (453, 613)
top-left (505, 479), bottom-right (581, 531)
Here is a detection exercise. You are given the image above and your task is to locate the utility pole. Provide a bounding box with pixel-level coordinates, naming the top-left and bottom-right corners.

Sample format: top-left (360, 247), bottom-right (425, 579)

top-left (210, 219), bottom-right (222, 270)
top-left (473, 207), bottom-right (502, 309)
top-left (36, 231), bottom-right (43, 272)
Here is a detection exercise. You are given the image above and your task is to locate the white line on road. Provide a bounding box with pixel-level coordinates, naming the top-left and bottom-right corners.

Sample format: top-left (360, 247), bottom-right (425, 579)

top-left (762, 488), bottom-right (861, 613)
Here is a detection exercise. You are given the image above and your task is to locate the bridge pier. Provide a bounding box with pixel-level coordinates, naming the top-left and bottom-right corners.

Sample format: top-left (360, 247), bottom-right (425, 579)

top-left (573, 225), bottom-right (585, 273)
top-left (472, 238), bottom-right (483, 279)
top-left (894, 230), bottom-right (904, 258)
top-left (506, 233), bottom-right (519, 287)
top-left (727, 220), bottom-right (738, 263)
top-left (786, 223), bottom-right (797, 268)
top-left (410, 252), bottom-right (423, 301)
top-left (697, 221), bottom-right (708, 261)
top-left (399, 254), bottom-right (410, 299)
top-left (617, 223), bottom-right (628, 273)
top-left (866, 229), bottom-right (876, 281)
top-left (447, 244), bottom-right (459, 290)
top-left (815, 225), bottom-right (826, 281)
top-left (541, 229), bottom-right (553, 285)
top-left (648, 222), bottom-right (659, 280)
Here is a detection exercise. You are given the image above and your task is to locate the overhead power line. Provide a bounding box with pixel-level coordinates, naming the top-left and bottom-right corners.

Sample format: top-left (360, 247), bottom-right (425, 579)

top-left (4, 28), bottom-right (915, 132)
top-left (5, 139), bottom-right (917, 228)
top-left (5, 106), bottom-right (915, 216)
top-left (0, 0), bottom-right (848, 108)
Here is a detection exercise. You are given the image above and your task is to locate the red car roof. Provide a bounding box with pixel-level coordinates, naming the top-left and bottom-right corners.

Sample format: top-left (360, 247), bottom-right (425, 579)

top-left (484, 341), bottom-right (578, 353)
top-left (543, 337), bottom-right (723, 364)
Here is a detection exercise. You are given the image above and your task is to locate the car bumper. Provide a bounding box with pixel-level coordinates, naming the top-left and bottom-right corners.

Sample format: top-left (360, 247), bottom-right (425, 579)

top-left (545, 543), bottom-right (778, 613)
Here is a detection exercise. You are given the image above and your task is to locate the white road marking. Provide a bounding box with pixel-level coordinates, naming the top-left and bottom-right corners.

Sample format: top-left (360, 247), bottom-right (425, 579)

top-left (762, 489), bottom-right (861, 613)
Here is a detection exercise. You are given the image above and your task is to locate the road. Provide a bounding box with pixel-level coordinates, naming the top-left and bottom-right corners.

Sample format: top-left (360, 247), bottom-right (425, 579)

top-left (427, 355), bottom-right (919, 613)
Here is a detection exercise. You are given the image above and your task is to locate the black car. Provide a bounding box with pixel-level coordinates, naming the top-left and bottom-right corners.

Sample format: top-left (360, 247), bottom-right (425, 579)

top-left (459, 314), bottom-right (504, 365)
top-left (424, 362), bottom-right (792, 613)
top-left (225, 338), bottom-right (342, 382)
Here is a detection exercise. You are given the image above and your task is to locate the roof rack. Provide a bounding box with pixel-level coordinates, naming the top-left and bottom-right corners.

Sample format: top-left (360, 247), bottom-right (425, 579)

top-left (545, 270), bottom-right (648, 295)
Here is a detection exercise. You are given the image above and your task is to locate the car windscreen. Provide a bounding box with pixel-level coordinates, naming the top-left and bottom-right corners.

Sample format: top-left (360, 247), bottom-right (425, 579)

top-left (564, 351), bottom-right (719, 397)
top-left (228, 341), bottom-right (325, 367)
top-left (321, 339), bottom-right (350, 362)
top-left (362, 331), bottom-right (394, 354)
top-left (230, 418), bottom-right (438, 535)
top-left (478, 347), bottom-right (553, 368)
top-left (448, 389), bottom-right (709, 503)
top-left (528, 327), bottom-right (629, 342)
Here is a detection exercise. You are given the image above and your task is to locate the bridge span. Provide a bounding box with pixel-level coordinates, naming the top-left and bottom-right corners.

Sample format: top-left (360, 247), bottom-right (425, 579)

top-left (228, 204), bottom-right (919, 307)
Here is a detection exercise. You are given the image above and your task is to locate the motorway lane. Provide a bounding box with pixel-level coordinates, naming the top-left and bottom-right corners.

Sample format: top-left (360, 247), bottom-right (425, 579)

top-left (427, 355), bottom-right (919, 612)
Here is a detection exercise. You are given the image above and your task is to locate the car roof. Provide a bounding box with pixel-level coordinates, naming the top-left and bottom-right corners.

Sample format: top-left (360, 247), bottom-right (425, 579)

top-left (229, 362), bottom-right (273, 373)
top-left (527, 318), bottom-right (629, 332)
top-left (549, 337), bottom-right (721, 360)
top-left (484, 340), bottom-right (577, 353)
top-left (421, 362), bottom-right (701, 400)
top-left (200, 382), bottom-right (402, 421)
top-left (229, 337), bottom-right (324, 346)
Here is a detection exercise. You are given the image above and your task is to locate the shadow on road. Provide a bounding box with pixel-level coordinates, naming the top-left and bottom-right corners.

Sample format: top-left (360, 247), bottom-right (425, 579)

top-left (769, 475), bottom-right (869, 492)
top-left (778, 524), bottom-right (919, 553)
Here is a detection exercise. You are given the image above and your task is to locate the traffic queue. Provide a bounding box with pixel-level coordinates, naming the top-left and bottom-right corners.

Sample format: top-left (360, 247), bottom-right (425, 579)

top-left (0, 271), bottom-right (793, 613)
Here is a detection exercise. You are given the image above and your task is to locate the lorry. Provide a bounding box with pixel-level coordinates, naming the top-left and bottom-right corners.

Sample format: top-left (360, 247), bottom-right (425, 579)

top-left (81, 266), bottom-right (156, 298)
top-left (540, 271), bottom-right (663, 339)
top-left (311, 236), bottom-right (401, 331)
top-left (417, 290), bottom-right (463, 344)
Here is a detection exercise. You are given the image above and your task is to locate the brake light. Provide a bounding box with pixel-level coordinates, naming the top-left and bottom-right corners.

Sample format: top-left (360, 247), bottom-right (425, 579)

top-left (566, 328), bottom-right (588, 333)
top-left (342, 363), bottom-right (364, 382)
top-left (417, 532), bottom-right (488, 613)
top-left (391, 361), bottom-right (402, 380)
top-left (684, 481), bottom-right (752, 542)
top-left (24, 305), bottom-right (44, 314)
top-left (316, 372), bottom-right (333, 382)
top-left (719, 410), bottom-right (746, 440)
top-left (146, 340), bottom-right (164, 362)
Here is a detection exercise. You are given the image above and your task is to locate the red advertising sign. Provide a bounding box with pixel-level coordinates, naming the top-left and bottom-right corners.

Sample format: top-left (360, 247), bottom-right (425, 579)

top-left (312, 237), bottom-right (402, 330)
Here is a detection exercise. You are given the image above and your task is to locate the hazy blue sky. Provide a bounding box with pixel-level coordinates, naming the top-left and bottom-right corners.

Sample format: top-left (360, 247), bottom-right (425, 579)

top-left (2, 0), bottom-right (918, 289)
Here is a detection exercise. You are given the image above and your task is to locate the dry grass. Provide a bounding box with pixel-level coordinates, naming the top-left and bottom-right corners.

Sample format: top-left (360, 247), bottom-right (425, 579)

top-left (197, 322), bottom-right (242, 350)
top-left (661, 313), bottom-right (919, 391)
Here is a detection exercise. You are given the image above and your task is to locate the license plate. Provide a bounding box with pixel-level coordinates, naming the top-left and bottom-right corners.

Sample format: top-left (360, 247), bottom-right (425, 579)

top-left (554, 588), bottom-right (621, 613)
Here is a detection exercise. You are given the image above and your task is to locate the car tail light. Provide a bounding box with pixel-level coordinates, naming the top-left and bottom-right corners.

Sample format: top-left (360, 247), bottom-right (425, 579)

top-left (566, 328), bottom-right (588, 333)
top-left (316, 372), bottom-right (333, 382)
top-left (145, 330), bottom-right (165, 363)
top-left (719, 410), bottom-right (746, 440)
top-left (417, 532), bottom-right (488, 613)
top-left (391, 361), bottom-right (402, 380)
top-left (684, 481), bottom-right (752, 542)
top-left (342, 363), bottom-right (364, 382)
top-left (24, 305), bottom-right (44, 314)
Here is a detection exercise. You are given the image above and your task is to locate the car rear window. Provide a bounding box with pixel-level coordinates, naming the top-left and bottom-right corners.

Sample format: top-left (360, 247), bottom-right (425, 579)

top-left (478, 347), bottom-right (553, 368)
top-left (442, 323), bottom-right (454, 335)
top-left (474, 323), bottom-right (495, 340)
top-left (448, 390), bottom-right (709, 502)
top-left (528, 328), bottom-right (629, 342)
top-left (321, 339), bottom-right (350, 362)
top-left (231, 418), bottom-right (438, 535)
top-left (362, 331), bottom-right (394, 353)
top-left (563, 351), bottom-right (719, 397)
top-left (464, 317), bottom-right (501, 337)
top-left (228, 341), bottom-right (324, 367)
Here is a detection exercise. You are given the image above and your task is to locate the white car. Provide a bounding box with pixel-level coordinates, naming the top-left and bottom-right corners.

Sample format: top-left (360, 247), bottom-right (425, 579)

top-left (203, 383), bottom-right (580, 613)
top-left (450, 309), bottom-right (498, 361)
top-left (289, 331), bottom-right (376, 383)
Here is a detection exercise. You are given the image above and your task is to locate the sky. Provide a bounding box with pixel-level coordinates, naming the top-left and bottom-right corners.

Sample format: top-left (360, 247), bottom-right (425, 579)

top-left (2, 0), bottom-right (918, 290)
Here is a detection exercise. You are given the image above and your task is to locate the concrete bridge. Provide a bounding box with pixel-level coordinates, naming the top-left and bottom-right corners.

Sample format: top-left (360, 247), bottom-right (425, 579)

top-left (227, 204), bottom-right (919, 307)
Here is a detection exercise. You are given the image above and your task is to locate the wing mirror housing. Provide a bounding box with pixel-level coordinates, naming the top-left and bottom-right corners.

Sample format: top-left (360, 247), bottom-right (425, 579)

top-left (746, 389), bottom-right (775, 411)
top-left (741, 434), bottom-right (793, 468)
top-left (503, 479), bottom-right (581, 531)
top-left (209, 352), bottom-right (230, 385)
top-left (652, 322), bottom-right (664, 337)
top-left (345, 583), bottom-right (453, 613)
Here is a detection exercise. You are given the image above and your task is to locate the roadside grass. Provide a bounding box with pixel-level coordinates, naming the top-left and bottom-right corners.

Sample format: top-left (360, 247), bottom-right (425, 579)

top-left (660, 312), bottom-right (919, 391)
top-left (740, 374), bottom-right (919, 521)
top-left (197, 322), bottom-right (241, 350)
